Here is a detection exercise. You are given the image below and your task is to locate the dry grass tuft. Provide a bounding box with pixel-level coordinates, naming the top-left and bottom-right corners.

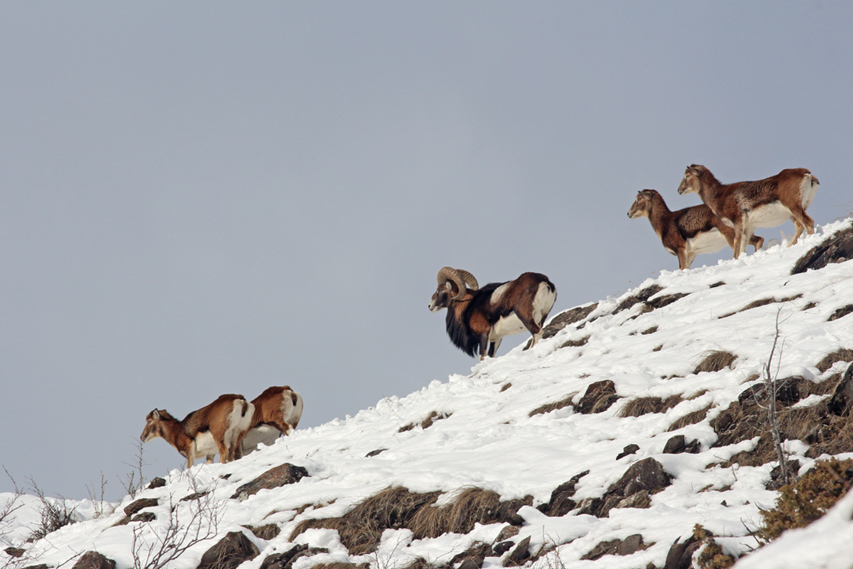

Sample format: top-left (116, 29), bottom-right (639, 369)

top-left (692, 351), bottom-right (737, 375)
top-left (667, 404), bottom-right (712, 431)
top-left (718, 295), bottom-right (803, 319)
top-left (399, 411), bottom-right (452, 433)
top-left (619, 395), bottom-right (683, 418)
top-left (290, 487), bottom-right (440, 555)
top-left (559, 336), bottom-right (589, 349)
top-left (614, 285), bottom-right (664, 314)
top-left (408, 488), bottom-right (531, 540)
top-left (529, 393), bottom-right (577, 417)
top-left (816, 348), bottom-right (853, 373)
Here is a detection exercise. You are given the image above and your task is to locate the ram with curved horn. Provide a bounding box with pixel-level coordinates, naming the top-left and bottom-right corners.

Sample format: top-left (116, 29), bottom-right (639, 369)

top-left (428, 267), bottom-right (557, 361)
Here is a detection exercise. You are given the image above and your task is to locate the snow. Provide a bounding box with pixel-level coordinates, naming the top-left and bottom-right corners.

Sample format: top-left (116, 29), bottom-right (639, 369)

top-left (2, 219), bottom-right (853, 569)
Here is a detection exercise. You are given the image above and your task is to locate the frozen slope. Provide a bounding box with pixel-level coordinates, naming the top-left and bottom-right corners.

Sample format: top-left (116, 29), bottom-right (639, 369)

top-left (2, 219), bottom-right (853, 569)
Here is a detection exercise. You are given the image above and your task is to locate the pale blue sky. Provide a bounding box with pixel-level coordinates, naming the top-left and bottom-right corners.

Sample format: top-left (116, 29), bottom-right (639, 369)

top-left (1, 2), bottom-right (850, 500)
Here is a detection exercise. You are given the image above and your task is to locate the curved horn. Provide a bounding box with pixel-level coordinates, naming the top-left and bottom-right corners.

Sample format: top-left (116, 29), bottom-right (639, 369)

top-left (455, 269), bottom-right (479, 291)
top-left (436, 267), bottom-right (470, 300)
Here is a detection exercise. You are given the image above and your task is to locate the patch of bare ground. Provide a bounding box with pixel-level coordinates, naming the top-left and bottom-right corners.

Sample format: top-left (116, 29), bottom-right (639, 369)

top-left (718, 294), bottom-right (803, 319)
top-left (816, 348), bottom-right (853, 373)
top-left (692, 350), bottom-right (737, 375)
top-left (399, 411), bottom-right (452, 433)
top-left (619, 395), bottom-right (683, 418)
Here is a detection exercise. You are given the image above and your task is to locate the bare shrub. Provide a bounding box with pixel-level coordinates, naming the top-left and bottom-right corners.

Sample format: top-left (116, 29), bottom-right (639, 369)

top-left (121, 438), bottom-right (148, 499)
top-left (0, 470), bottom-right (23, 551)
top-left (26, 478), bottom-right (76, 542)
top-left (619, 395), bottom-right (682, 418)
top-left (131, 474), bottom-right (223, 569)
top-left (692, 351), bottom-right (737, 375)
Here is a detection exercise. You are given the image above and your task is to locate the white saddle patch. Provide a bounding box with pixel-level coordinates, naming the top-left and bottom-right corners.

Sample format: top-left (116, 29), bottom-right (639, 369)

top-left (745, 201), bottom-right (793, 229)
top-left (240, 424), bottom-right (281, 455)
top-left (685, 228), bottom-right (728, 256)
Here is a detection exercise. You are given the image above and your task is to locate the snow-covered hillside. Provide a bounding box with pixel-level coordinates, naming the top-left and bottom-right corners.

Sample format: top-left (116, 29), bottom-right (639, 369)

top-left (3, 219), bottom-right (853, 569)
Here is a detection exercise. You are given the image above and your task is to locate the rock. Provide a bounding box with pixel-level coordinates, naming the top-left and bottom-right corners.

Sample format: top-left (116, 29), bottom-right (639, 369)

top-left (246, 524), bottom-right (281, 540)
top-left (231, 463), bottom-right (308, 500)
top-left (130, 512), bottom-right (156, 523)
top-left (4, 547), bottom-right (25, 558)
top-left (611, 458), bottom-right (672, 497)
top-left (538, 470), bottom-right (589, 516)
top-left (503, 536), bottom-right (531, 567)
top-left (492, 541), bottom-right (515, 557)
top-left (791, 223), bottom-right (853, 275)
top-left (365, 448), bottom-right (387, 457)
top-left (576, 380), bottom-right (618, 414)
top-left (495, 525), bottom-right (520, 543)
top-left (616, 444), bottom-right (640, 460)
top-left (828, 363), bottom-right (853, 416)
top-left (197, 531), bottom-right (259, 569)
top-left (123, 498), bottom-right (158, 517)
top-left (72, 551), bottom-right (116, 569)
top-left (617, 490), bottom-right (652, 509)
top-left (260, 546), bottom-right (328, 569)
top-left (180, 491), bottom-right (210, 502)
top-left (541, 303), bottom-right (598, 339)
top-left (663, 435), bottom-right (700, 454)
top-left (663, 534), bottom-right (703, 569)
top-left (147, 477), bottom-right (166, 489)
top-left (582, 534), bottom-right (646, 560)
top-left (589, 459), bottom-right (671, 517)
top-left (619, 534), bottom-right (645, 556)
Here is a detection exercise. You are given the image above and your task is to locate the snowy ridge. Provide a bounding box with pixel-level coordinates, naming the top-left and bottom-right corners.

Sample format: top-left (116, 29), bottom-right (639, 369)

top-left (2, 219), bottom-right (853, 569)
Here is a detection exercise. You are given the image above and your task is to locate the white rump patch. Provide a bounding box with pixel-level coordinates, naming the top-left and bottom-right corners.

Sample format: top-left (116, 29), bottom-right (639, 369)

top-left (800, 176), bottom-right (819, 209)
